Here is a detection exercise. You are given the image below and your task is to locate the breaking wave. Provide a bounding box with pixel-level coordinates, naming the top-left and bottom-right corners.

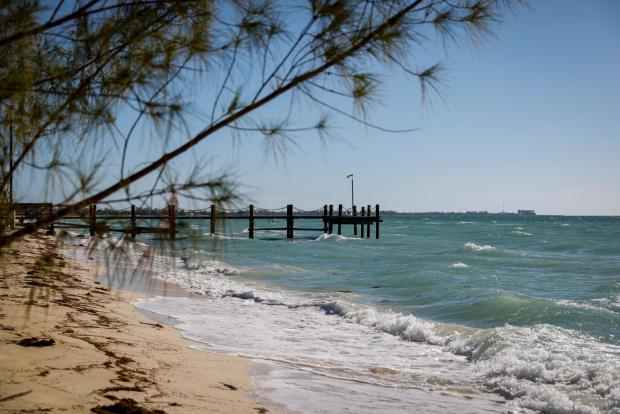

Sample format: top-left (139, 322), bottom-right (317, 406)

top-left (464, 242), bottom-right (496, 252)
top-left (318, 301), bottom-right (620, 413)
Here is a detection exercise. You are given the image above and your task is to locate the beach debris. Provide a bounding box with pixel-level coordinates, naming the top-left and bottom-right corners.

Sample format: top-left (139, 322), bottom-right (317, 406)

top-left (17, 337), bottom-right (55, 347)
top-left (220, 382), bottom-right (238, 391)
top-left (139, 322), bottom-right (163, 329)
top-left (91, 398), bottom-right (165, 414)
top-left (0, 390), bottom-right (33, 402)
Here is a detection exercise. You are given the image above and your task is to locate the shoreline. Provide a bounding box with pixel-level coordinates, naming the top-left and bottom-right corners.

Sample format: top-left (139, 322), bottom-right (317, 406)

top-left (0, 233), bottom-right (270, 413)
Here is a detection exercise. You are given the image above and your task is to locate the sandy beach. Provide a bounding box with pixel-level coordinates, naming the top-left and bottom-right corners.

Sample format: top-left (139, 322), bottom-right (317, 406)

top-left (0, 233), bottom-right (269, 413)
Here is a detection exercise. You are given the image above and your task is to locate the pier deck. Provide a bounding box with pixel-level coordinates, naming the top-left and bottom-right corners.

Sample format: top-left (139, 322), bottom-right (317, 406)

top-left (14, 203), bottom-right (382, 240)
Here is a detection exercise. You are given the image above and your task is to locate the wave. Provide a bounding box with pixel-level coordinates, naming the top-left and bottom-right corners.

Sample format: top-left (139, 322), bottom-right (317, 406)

top-left (202, 232), bottom-right (247, 240)
top-left (318, 301), bottom-right (620, 413)
top-left (319, 301), bottom-right (455, 345)
top-left (457, 324), bottom-right (620, 413)
top-left (512, 230), bottom-right (533, 236)
top-left (93, 238), bottom-right (619, 413)
top-left (449, 262), bottom-right (470, 269)
top-left (464, 242), bottom-right (496, 252)
top-left (140, 260), bottom-right (620, 413)
top-left (553, 298), bottom-right (618, 315)
top-left (315, 233), bottom-right (358, 242)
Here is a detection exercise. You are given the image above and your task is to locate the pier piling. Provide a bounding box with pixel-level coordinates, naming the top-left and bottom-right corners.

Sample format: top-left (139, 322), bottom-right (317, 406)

top-left (360, 206), bottom-right (365, 239)
top-left (210, 205), bottom-right (215, 235)
top-left (328, 205), bottom-right (334, 234)
top-left (168, 204), bottom-right (176, 240)
top-left (130, 204), bottom-right (137, 239)
top-left (249, 204), bottom-right (254, 239)
top-left (367, 204), bottom-right (371, 238)
top-left (323, 205), bottom-right (328, 233)
top-left (375, 204), bottom-right (380, 239)
top-left (337, 204), bottom-right (342, 235)
top-left (286, 204), bottom-right (294, 239)
top-left (89, 204), bottom-right (96, 236)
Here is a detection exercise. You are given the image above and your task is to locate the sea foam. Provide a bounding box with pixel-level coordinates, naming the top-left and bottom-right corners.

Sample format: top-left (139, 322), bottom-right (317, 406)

top-left (81, 230), bottom-right (619, 414)
top-left (464, 242), bottom-right (496, 252)
top-left (324, 300), bottom-right (620, 413)
top-left (454, 324), bottom-right (620, 413)
top-left (127, 239), bottom-right (620, 414)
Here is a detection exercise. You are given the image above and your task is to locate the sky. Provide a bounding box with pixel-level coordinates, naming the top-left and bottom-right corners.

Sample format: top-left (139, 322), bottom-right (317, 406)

top-left (187, 0), bottom-right (620, 215)
top-left (17, 0), bottom-right (620, 215)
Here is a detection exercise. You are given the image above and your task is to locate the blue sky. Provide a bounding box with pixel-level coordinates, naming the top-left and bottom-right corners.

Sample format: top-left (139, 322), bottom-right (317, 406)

top-left (196, 0), bottom-right (620, 214)
top-left (18, 0), bottom-right (620, 215)
top-left (190, 0), bottom-right (620, 215)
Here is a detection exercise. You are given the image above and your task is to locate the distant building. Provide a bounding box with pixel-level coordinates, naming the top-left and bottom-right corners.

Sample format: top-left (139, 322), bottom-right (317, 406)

top-left (517, 210), bottom-right (536, 216)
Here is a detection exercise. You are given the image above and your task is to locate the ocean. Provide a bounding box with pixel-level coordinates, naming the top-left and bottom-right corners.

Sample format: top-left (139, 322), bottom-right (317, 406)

top-left (87, 214), bottom-right (620, 413)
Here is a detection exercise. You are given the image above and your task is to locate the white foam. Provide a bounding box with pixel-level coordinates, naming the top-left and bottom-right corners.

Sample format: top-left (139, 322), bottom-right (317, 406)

top-left (204, 233), bottom-right (246, 240)
top-left (464, 242), bottom-right (496, 252)
top-left (315, 233), bottom-right (357, 242)
top-left (449, 262), bottom-right (470, 269)
top-left (454, 324), bottom-right (620, 413)
top-left (136, 285), bottom-right (620, 414)
top-left (554, 299), bottom-right (617, 314)
top-left (320, 301), bottom-right (452, 345)
top-left (513, 230), bottom-right (533, 236)
top-left (80, 237), bottom-right (619, 414)
top-left (136, 296), bottom-right (504, 413)
top-left (134, 260), bottom-right (620, 414)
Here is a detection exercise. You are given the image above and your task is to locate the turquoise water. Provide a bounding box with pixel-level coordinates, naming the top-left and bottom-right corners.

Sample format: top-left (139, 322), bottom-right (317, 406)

top-left (99, 214), bottom-right (620, 413)
top-left (176, 214), bottom-right (620, 344)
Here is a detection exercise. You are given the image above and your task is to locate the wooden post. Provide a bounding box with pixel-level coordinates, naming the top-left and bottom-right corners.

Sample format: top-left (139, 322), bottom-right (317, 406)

top-left (168, 204), bottom-right (176, 240)
top-left (337, 204), bottom-right (342, 235)
top-left (130, 204), bottom-right (137, 239)
top-left (375, 204), bottom-right (380, 239)
top-left (210, 204), bottom-right (215, 235)
top-left (249, 204), bottom-right (254, 239)
top-left (45, 203), bottom-right (54, 235)
top-left (286, 204), bottom-right (293, 239)
top-left (8, 204), bottom-right (15, 229)
top-left (366, 204), bottom-right (371, 238)
top-left (360, 206), bottom-right (365, 238)
top-left (353, 205), bottom-right (357, 236)
top-left (328, 204), bottom-right (333, 234)
top-left (89, 204), bottom-right (97, 236)
top-left (323, 205), bottom-right (328, 233)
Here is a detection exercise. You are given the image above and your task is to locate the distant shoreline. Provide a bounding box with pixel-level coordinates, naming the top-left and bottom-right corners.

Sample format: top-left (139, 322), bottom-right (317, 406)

top-left (380, 211), bottom-right (620, 217)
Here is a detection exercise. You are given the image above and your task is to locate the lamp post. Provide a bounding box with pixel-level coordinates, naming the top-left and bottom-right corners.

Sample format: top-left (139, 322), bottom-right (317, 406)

top-left (346, 174), bottom-right (354, 212)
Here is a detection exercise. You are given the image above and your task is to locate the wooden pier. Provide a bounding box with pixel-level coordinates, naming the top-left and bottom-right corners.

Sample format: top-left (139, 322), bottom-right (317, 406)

top-left (14, 203), bottom-right (382, 240)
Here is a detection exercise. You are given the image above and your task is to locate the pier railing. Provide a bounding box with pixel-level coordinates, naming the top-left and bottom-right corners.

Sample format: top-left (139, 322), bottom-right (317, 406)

top-left (13, 203), bottom-right (382, 240)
